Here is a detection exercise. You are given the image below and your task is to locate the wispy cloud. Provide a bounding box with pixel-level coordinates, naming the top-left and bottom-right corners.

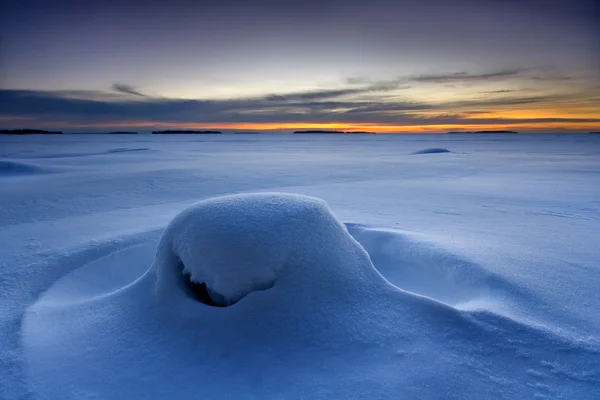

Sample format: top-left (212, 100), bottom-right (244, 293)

top-left (347, 67), bottom-right (581, 88)
top-left (482, 89), bottom-right (518, 94)
top-left (264, 81), bottom-right (409, 102)
top-left (445, 95), bottom-right (569, 108)
top-left (264, 88), bottom-right (368, 102)
top-left (411, 69), bottom-right (525, 83)
top-left (112, 83), bottom-right (147, 97)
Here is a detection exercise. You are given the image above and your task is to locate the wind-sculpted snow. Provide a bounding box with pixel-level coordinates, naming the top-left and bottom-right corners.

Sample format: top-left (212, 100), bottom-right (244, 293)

top-left (20, 193), bottom-right (600, 399)
top-left (0, 160), bottom-right (50, 176)
top-left (411, 147), bottom-right (451, 154)
top-left (346, 224), bottom-right (530, 312)
top-left (4, 147), bottom-right (150, 159)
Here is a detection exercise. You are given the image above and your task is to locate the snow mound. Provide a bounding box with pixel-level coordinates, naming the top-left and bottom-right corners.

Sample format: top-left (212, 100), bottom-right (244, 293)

top-left (346, 224), bottom-right (526, 311)
top-left (153, 192), bottom-right (369, 307)
top-left (0, 160), bottom-right (48, 176)
top-left (412, 148), bottom-right (451, 154)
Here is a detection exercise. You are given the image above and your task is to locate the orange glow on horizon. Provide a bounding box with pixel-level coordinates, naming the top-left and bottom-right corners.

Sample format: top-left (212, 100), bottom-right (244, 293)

top-left (33, 119), bottom-right (600, 133)
top-left (468, 109), bottom-right (600, 120)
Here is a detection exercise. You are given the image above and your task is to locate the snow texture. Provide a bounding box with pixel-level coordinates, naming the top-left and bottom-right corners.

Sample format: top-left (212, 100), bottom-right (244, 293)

top-left (1, 133), bottom-right (599, 399)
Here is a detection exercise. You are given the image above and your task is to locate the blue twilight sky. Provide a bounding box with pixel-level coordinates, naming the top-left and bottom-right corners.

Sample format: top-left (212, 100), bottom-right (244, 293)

top-left (1, 0), bottom-right (599, 132)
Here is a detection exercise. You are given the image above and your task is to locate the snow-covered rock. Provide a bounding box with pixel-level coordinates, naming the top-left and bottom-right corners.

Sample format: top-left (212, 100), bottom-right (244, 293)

top-left (153, 192), bottom-right (373, 307)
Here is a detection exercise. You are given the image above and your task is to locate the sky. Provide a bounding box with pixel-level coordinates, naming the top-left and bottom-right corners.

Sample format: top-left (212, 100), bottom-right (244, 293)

top-left (1, 0), bottom-right (599, 133)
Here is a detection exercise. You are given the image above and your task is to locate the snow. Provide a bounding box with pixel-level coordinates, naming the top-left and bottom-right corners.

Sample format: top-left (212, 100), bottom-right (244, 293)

top-left (154, 192), bottom-right (355, 307)
top-left (1, 133), bottom-right (600, 399)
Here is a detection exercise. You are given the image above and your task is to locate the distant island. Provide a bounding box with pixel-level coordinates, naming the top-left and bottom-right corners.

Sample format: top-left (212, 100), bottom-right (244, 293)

top-left (447, 130), bottom-right (519, 134)
top-left (293, 130), bottom-right (346, 134)
top-left (0, 129), bottom-right (64, 135)
top-left (152, 130), bottom-right (222, 134)
top-left (109, 131), bottom-right (138, 134)
top-left (589, 132), bottom-right (600, 134)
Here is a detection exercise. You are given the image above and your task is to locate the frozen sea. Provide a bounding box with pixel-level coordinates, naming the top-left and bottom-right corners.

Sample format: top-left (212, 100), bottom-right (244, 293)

top-left (1, 133), bottom-right (599, 399)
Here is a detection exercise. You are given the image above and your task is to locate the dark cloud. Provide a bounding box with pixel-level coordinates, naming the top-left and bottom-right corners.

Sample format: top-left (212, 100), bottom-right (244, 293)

top-left (264, 88), bottom-right (368, 102)
top-left (265, 81), bottom-right (408, 102)
top-left (525, 67), bottom-right (580, 82)
top-left (482, 90), bottom-right (518, 94)
top-left (445, 95), bottom-right (569, 108)
top-left (345, 68), bottom-right (578, 90)
top-left (411, 69), bottom-right (525, 83)
top-left (112, 83), bottom-right (146, 97)
top-left (0, 88), bottom-right (439, 124)
top-left (2, 88), bottom-right (598, 130)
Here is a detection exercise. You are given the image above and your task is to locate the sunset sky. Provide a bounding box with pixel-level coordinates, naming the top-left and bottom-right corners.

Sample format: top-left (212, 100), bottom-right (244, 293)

top-left (1, 0), bottom-right (599, 133)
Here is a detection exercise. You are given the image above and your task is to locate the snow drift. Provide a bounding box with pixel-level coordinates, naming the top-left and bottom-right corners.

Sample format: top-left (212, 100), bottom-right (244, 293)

top-left (411, 148), bottom-right (451, 154)
top-left (19, 191), bottom-right (600, 399)
top-left (0, 160), bottom-right (48, 176)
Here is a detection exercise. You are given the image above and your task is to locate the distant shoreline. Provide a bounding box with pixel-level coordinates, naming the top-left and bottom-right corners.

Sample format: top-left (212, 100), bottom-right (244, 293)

top-left (0, 129), bottom-right (64, 135)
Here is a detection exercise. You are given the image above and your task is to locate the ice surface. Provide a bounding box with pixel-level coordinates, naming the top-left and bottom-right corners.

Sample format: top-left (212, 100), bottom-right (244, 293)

top-left (1, 134), bottom-right (600, 399)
